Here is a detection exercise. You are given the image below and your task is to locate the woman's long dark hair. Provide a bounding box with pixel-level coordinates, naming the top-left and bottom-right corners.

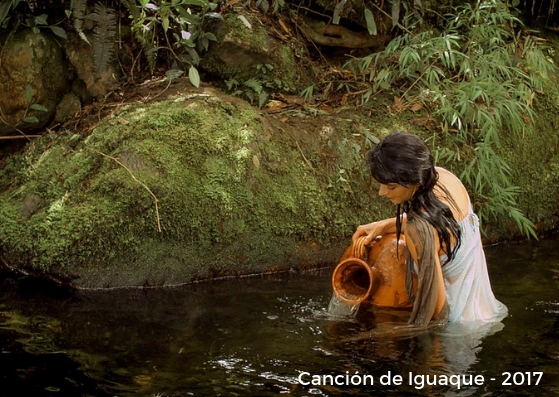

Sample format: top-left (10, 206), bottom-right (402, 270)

top-left (367, 131), bottom-right (461, 264)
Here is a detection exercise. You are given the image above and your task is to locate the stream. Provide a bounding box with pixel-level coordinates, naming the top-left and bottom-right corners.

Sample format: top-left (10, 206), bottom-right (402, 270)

top-left (0, 234), bottom-right (558, 396)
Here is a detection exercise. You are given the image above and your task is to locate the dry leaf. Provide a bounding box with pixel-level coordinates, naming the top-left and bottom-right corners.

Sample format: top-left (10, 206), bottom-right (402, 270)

top-left (265, 100), bottom-right (287, 113)
top-left (410, 117), bottom-right (434, 131)
top-left (393, 96), bottom-right (404, 113)
top-left (410, 101), bottom-right (424, 112)
top-left (252, 155), bottom-right (260, 168)
top-left (278, 18), bottom-right (291, 36)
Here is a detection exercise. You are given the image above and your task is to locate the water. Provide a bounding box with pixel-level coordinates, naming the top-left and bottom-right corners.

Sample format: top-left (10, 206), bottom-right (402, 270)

top-left (326, 294), bottom-right (360, 318)
top-left (0, 234), bottom-right (558, 397)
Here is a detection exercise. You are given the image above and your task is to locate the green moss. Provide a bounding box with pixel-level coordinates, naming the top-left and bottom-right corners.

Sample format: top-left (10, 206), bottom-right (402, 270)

top-left (0, 94), bottom-right (385, 287)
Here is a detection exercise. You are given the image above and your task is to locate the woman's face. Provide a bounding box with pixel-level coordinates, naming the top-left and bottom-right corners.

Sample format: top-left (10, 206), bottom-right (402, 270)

top-left (378, 183), bottom-right (417, 205)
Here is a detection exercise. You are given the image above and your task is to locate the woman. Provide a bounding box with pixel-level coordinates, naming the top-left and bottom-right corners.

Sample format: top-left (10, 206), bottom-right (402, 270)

top-left (353, 131), bottom-right (507, 325)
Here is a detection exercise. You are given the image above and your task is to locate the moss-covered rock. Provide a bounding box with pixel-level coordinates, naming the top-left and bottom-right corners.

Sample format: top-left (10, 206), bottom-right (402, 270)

top-left (201, 11), bottom-right (311, 95)
top-left (0, 89), bottom-right (390, 288)
top-left (0, 29), bottom-right (70, 136)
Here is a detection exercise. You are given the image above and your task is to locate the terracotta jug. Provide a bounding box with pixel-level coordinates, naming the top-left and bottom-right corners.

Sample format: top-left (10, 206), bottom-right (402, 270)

top-left (332, 233), bottom-right (414, 309)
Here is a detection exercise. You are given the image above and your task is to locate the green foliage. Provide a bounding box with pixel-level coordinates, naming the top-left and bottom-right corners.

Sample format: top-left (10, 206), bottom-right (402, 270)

top-left (363, 7), bottom-right (377, 35)
top-left (343, 0), bottom-right (558, 237)
top-left (22, 85), bottom-right (49, 123)
top-left (0, 0), bottom-right (21, 29)
top-left (299, 84), bottom-right (315, 103)
top-left (0, 1), bottom-right (68, 37)
top-left (248, 0), bottom-right (285, 14)
top-left (226, 77), bottom-right (268, 108)
top-left (389, 0), bottom-right (424, 29)
top-left (87, 3), bottom-right (117, 74)
top-left (71, 0), bottom-right (89, 43)
top-left (0, 85), bottom-right (48, 133)
top-left (123, 0), bottom-right (222, 84)
top-left (326, 137), bottom-right (362, 190)
top-left (0, 0), bottom-right (222, 85)
top-left (23, 13), bottom-right (66, 38)
top-left (226, 64), bottom-right (277, 108)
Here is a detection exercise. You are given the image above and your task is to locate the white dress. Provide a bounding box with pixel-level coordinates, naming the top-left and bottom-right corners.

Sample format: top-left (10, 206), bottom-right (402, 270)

top-left (441, 204), bottom-right (508, 323)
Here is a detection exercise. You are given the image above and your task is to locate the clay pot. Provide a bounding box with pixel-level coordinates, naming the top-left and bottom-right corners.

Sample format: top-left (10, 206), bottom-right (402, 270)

top-left (332, 233), bottom-right (413, 308)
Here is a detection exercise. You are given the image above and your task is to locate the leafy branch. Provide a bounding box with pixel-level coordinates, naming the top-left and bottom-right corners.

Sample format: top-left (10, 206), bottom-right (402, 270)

top-left (124, 0), bottom-right (222, 87)
top-left (0, 85), bottom-right (48, 140)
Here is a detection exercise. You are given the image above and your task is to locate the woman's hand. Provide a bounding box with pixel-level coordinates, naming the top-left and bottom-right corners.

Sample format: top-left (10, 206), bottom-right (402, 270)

top-left (352, 222), bottom-right (383, 246)
top-left (352, 218), bottom-right (397, 245)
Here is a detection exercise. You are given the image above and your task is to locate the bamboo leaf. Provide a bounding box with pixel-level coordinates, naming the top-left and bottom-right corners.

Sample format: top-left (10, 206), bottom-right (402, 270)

top-left (339, 0), bottom-right (557, 237)
top-left (237, 15), bottom-right (252, 29)
top-left (204, 12), bottom-right (223, 20)
top-left (0, 2), bottom-right (13, 27)
top-left (364, 8), bottom-right (377, 36)
top-left (333, 0), bottom-right (347, 25)
top-left (391, 0), bottom-right (401, 28)
top-left (181, 0), bottom-right (208, 6)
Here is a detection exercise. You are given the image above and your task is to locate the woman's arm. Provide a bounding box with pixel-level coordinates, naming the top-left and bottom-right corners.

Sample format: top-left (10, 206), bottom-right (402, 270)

top-left (352, 217), bottom-right (398, 245)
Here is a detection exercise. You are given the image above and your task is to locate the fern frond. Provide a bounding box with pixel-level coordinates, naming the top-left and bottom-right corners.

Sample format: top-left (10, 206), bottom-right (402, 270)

top-left (72, 0), bottom-right (90, 44)
top-left (244, 79), bottom-right (263, 93)
top-left (87, 3), bottom-right (117, 75)
top-left (145, 46), bottom-right (159, 74)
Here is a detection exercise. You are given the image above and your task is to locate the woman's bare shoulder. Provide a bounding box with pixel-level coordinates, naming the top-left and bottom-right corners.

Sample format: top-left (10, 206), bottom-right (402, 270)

top-left (434, 167), bottom-right (470, 219)
top-left (435, 167), bottom-right (464, 188)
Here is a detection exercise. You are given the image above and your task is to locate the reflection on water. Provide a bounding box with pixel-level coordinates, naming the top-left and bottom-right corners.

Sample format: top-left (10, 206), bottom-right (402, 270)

top-left (0, 235), bottom-right (558, 396)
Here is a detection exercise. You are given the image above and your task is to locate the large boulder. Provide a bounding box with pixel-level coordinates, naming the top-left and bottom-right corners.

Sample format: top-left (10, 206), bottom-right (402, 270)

top-left (63, 33), bottom-right (119, 100)
top-left (201, 12), bottom-right (311, 95)
top-left (0, 29), bottom-right (70, 136)
top-left (0, 86), bottom-right (379, 289)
